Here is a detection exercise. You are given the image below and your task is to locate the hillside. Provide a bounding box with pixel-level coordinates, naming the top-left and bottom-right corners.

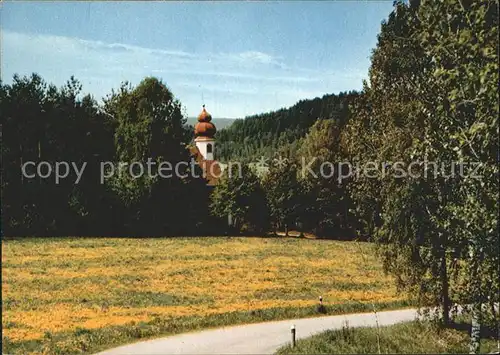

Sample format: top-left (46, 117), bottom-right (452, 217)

top-left (215, 91), bottom-right (360, 163)
top-left (186, 117), bottom-right (236, 131)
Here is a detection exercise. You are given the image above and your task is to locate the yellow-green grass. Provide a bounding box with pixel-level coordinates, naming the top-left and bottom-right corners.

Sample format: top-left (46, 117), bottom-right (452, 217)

top-left (2, 237), bottom-right (409, 354)
top-left (276, 320), bottom-right (499, 354)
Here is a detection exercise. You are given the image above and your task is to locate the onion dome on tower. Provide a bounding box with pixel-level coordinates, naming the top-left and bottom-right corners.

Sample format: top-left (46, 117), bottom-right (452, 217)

top-left (194, 105), bottom-right (217, 138)
top-left (193, 105), bottom-right (217, 162)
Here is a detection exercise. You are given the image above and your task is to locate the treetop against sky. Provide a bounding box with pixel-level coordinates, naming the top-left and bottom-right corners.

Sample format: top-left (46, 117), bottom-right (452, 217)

top-left (1, 1), bottom-right (394, 118)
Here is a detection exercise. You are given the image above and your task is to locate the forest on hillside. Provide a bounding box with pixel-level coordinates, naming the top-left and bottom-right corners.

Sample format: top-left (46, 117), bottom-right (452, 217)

top-left (186, 117), bottom-right (235, 131)
top-left (216, 91), bottom-right (360, 163)
top-left (1, 0), bottom-right (498, 345)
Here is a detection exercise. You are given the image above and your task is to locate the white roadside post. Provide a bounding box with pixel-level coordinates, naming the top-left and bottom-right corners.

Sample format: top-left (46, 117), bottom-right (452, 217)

top-left (291, 324), bottom-right (296, 348)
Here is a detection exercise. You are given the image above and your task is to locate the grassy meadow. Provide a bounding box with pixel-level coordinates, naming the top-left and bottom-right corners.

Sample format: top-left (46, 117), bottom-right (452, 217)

top-left (2, 237), bottom-right (409, 354)
top-left (276, 320), bottom-right (499, 354)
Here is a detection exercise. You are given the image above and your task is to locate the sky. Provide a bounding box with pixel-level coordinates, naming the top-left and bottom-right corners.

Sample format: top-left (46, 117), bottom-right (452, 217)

top-left (1, 1), bottom-right (394, 118)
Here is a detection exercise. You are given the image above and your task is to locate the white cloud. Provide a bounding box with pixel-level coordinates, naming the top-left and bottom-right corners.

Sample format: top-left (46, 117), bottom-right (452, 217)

top-left (2, 30), bottom-right (365, 117)
top-left (234, 51), bottom-right (280, 65)
top-left (239, 51), bottom-right (275, 62)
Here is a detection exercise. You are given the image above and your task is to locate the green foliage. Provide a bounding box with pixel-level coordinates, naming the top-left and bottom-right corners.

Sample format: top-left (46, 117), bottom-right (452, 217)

top-left (102, 77), bottom-right (212, 235)
top-left (298, 119), bottom-right (356, 237)
top-left (210, 164), bottom-right (269, 233)
top-left (104, 77), bottom-right (190, 162)
top-left (343, 0), bottom-right (499, 339)
top-left (1, 74), bottom-right (117, 235)
top-left (216, 92), bottom-right (360, 163)
top-left (1, 75), bottom-right (213, 236)
top-left (416, 0), bottom-right (499, 324)
top-left (262, 161), bottom-right (302, 234)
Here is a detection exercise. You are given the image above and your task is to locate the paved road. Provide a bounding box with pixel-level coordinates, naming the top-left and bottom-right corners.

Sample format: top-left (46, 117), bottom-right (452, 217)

top-left (96, 308), bottom-right (419, 355)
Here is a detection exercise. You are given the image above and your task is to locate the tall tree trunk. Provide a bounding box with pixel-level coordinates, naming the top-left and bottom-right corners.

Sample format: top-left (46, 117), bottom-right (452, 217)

top-left (440, 241), bottom-right (450, 325)
top-left (469, 245), bottom-right (482, 354)
top-left (470, 302), bottom-right (481, 354)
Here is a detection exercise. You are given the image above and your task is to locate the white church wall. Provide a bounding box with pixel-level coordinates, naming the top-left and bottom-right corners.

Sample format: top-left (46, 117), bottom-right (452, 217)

top-left (195, 139), bottom-right (215, 161)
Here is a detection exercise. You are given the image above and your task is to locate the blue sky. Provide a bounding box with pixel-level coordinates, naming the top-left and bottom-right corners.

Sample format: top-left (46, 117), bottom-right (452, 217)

top-left (1, 1), bottom-right (394, 118)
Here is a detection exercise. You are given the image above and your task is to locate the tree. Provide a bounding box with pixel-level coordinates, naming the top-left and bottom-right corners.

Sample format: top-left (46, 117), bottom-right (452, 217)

top-left (262, 160), bottom-right (302, 235)
top-left (1, 74), bottom-right (117, 235)
top-left (343, 1), bottom-right (498, 343)
top-left (416, 0), bottom-right (499, 348)
top-left (297, 119), bottom-right (355, 238)
top-left (103, 77), bottom-right (210, 235)
top-left (342, 0), bottom-right (453, 324)
top-left (210, 163), bottom-right (269, 234)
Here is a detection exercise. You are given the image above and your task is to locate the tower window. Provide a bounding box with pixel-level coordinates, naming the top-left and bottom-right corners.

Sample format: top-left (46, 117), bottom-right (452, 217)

top-left (207, 144), bottom-right (213, 154)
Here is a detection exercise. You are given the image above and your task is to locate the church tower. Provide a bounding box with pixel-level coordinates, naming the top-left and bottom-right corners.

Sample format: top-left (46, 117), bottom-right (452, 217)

top-left (194, 105), bottom-right (216, 161)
